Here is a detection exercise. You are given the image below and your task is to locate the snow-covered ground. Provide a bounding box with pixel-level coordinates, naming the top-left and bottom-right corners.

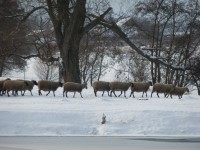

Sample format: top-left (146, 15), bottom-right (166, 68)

top-left (1, 58), bottom-right (200, 136)
top-left (0, 85), bottom-right (200, 136)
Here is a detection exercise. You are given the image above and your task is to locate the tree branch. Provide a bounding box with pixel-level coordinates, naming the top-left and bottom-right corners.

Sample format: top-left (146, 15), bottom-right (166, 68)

top-left (46, 0), bottom-right (57, 26)
top-left (99, 20), bottom-right (185, 71)
top-left (9, 6), bottom-right (48, 37)
top-left (81, 7), bottom-right (112, 36)
top-left (8, 53), bottom-right (60, 63)
top-left (8, 54), bottom-right (40, 59)
top-left (21, 6), bottom-right (48, 22)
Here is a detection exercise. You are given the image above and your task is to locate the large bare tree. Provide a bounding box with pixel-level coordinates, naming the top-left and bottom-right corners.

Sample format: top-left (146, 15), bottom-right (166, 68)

top-left (15, 0), bottom-right (112, 83)
top-left (38, 0), bottom-right (111, 83)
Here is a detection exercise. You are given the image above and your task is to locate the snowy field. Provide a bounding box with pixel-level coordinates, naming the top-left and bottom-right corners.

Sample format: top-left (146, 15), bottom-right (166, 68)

top-left (0, 85), bottom-right (200, 136)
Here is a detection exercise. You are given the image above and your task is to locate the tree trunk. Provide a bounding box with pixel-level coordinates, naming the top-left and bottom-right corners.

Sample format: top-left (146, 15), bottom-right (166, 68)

top-left (0, 65), bottom-right (3, 77)
top-left (97, 54), bottom-right (104, 81)
top-left (157, 63), bottom-right (161, 83)
top-left (0, 58), bottom-right (5, 76)
top-left (198, 87), bottom-right (200, 96)
top-left (0, 69), bottom-right (3, 77)
top-left (46, 65), bottom-right (49, 80)
top-left (46, 0), bottom-right (87, 83)
top-left (62, 40), bottom-right (81, 83)
top-left (192, 76), bottom-right (200, 95)
top-left (195, 83), bottom-right (200, 96)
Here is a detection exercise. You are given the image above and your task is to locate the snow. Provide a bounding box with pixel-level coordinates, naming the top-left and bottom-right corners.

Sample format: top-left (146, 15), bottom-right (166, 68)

top-left (1, 58), bottom-right (200, 136)
top-left (7, 58), bottom-right (38, 80)
top-left (0, 86), bottom-right (200, 136)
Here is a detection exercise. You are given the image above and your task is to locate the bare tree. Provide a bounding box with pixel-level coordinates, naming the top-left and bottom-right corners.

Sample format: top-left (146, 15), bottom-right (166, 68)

top-left (188, 55), bottom-right (200, 95)
top-left (79, 25), bottom-right (115, 85)
top-left (44, 0), bottom-right (112, 83)
top-left (27, 16), bottom-right (60, 79)
top-left (129, 52), bottom-right (150, 82)
top-left (125, 0), bottom-right (200, 87)
top-left (34, 59), bottom-right (59, 80)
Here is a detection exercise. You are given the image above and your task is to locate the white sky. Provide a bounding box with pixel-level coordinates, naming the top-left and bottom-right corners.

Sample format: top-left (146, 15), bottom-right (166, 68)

top-left (109, 0), bottom-right (139, 13)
